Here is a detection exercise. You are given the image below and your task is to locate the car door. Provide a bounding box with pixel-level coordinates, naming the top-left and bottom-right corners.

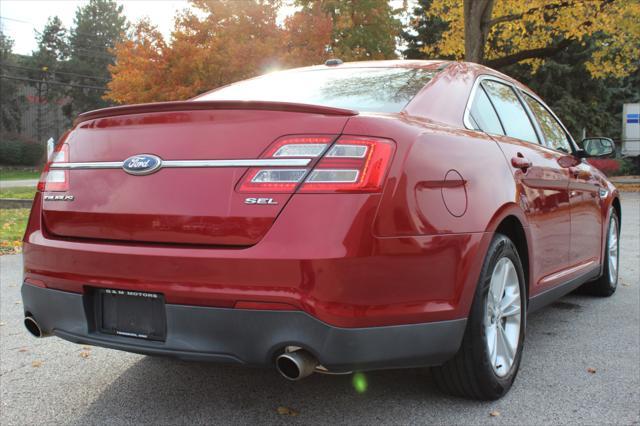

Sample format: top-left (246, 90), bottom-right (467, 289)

top-left (467, 78), bottom-right (572, 294)
top-left (522, 93), bottom-right (604, 268)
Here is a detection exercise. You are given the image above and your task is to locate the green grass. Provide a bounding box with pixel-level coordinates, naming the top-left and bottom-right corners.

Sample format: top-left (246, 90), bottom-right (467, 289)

top-left (0, 208), bottom-right (30, 254)
top-left (0, 169), bottom-right (40, 181)
top-left (0, 186), bottom-right (36, 200)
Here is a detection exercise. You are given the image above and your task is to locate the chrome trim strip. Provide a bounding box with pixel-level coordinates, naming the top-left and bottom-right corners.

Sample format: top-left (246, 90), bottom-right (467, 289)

top-left (162, 159), bottom-right (311, 168)
top-left (50, 161), bottom-right (123, 169)
top-left (50, 158), bottom-right (312, 170)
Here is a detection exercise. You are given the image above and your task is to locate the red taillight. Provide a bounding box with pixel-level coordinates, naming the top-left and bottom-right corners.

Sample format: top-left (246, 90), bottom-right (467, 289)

top-left (237, 135), bottom-right (395, 193)
top-left (300, 136), bottom-right (394, 193)
top-left (238, 135), bottom-right (334, 193)
top-left (38, 143), bottom-right (69, 192)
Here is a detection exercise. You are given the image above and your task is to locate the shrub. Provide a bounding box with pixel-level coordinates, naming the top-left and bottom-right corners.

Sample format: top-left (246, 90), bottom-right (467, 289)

top-left (619, 157), bottom-right (640, 176)
top-left (0, 134), bottom-right (45, 166)
top-left (587, 158), bottom-right (622, 176)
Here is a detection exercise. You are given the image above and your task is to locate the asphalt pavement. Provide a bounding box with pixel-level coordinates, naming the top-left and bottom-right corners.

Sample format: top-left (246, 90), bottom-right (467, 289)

top-left (1, 193), bottom-right (638, 425)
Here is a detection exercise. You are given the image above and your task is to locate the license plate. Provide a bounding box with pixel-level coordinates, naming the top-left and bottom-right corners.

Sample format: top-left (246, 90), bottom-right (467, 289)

top-left (97, 289), bottom-right (166, 341)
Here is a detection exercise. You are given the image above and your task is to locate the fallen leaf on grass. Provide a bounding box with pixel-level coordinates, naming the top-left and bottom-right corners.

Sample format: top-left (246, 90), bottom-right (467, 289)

top-left (80, 351), bottom-right (90, 359)
top-left (82, 346), bottom-right (92, 350)
top-left (277, 406), bottom-right (298, 416)
top-left (489, 410), bottom-right (500, 417)
top-left (32, 360), bottom-right (43, 368)
top-left (587, 367), bottom-right (596, 374)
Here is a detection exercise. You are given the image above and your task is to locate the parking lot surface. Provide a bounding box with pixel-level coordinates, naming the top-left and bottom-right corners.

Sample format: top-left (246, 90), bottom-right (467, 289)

top-left (1, 193), bottom-right (638, 425)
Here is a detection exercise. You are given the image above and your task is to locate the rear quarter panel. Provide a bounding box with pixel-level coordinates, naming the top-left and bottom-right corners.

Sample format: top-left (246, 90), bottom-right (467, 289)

top-left (343, 114), bottom-right (525, 321)
top-left (343, 115), bottom-right (518, 237)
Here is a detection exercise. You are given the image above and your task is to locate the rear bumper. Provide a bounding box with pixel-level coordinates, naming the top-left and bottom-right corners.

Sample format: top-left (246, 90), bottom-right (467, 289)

top-left (25, 193), bottom-right (492, 327)
top-left (22, 283), bottom-right (466, 371)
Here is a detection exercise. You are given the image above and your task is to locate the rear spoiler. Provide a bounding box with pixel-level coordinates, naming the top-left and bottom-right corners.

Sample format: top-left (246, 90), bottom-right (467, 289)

top-left (75, 100), bottom-right (358, 125)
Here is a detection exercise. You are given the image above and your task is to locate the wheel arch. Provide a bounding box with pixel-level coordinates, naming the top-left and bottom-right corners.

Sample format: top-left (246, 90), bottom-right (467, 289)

top-left (485, 204), bottom-right (532, 301)
top-left (612, 196), bottom-right (621, 229)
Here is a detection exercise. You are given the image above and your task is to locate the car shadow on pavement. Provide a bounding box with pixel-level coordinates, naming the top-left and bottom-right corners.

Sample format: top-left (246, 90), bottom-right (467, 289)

top-left (75, 356), bottom-right (477, 424)
top-left (73, 292), bottom-right (605, 424)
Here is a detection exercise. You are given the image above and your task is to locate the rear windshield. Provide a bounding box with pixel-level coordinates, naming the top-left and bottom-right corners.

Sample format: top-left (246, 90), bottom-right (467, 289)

top-left (196, 67), bottom-right (436, 113)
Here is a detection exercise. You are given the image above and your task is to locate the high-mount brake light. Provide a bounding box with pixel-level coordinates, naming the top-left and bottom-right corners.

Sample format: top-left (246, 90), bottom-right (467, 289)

top-left (38, 143), bottom-right (69, 192)
top-left (237, 135), bottom-right (395, 194)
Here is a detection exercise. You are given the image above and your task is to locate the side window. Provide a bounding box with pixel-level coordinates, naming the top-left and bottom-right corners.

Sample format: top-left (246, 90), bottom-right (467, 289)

top-left (523, 94), bottom-right (572, 153)
top-left (469, 86), bottom-right (505, 135)
top-left (482, 80), bottom-right (539, 144)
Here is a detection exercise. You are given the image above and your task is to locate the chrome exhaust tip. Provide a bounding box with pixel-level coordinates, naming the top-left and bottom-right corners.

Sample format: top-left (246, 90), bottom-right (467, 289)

top-left (275, 350), bottom-right (318, 381)
top-left (24, 316), bottom-right (47, 338)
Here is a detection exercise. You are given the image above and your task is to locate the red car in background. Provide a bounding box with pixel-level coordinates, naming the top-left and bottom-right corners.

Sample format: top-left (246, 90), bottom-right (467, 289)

top-left (21, 60), bottom-right (620, 400)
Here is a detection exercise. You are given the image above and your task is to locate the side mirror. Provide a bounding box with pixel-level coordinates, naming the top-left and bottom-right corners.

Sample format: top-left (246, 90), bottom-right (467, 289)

top-left (579, 137), bottom-right (615, 158)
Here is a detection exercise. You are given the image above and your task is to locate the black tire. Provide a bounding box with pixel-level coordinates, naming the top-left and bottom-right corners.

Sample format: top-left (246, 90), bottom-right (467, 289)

top-left (580, 209), bottom-right (619, 297)
top-left (431, 233), bottom-right (526, 400)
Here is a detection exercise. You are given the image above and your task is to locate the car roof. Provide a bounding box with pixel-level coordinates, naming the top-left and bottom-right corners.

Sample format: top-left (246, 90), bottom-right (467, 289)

top-left (283, 59), bottom-right (531, 92)
top-left (297, 59), bottom-right (450, 71)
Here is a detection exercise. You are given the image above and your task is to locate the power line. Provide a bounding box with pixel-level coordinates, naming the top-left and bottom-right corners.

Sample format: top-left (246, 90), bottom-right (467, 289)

top-left (0, 63), bottom-right (110, 82)
top-left (0, 16), bottom-right (32, 24)
top-left (0, 74), bottom-right (106, 91)
top-left (1, 15), bottom-right (130, 43)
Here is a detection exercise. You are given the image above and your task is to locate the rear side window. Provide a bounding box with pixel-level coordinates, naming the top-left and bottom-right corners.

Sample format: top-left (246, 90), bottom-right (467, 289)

top-left (523, 94), bottom-right (572, 153)
top-left (482, 80), bottom-right (539, 144)
top-left (196, 68), bottom-right (436, 113)
top-left (469, 86), bottom-right (505, 135)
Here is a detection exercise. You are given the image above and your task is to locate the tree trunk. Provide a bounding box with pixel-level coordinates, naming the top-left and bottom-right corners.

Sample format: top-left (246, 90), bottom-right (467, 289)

top-left (464, 0), bottom-right (495, 63)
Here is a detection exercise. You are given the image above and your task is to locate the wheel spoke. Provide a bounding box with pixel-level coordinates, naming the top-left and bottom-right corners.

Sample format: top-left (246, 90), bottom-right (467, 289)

top-left (501, 303), bottom-right (521, 318)
top-left (500, 291), bottom-right (519, 312)
top-left (487, 324), bottom-right (498, 366)
top-left (498, 323), bottom-right (515, 366)
top-left (492, 261), bottom-right (507, 305)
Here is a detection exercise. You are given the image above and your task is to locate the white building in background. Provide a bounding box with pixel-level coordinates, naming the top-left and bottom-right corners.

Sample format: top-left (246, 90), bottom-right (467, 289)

top-left (622, 103), bottom-right (640, 157)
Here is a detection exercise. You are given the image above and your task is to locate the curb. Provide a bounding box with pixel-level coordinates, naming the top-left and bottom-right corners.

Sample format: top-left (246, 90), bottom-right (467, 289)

top-left (0, 198), bottom-right (33, 209)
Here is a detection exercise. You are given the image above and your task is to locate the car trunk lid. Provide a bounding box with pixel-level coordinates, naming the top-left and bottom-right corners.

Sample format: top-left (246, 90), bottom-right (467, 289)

top-left (42, 101), bottom-right (355, 246)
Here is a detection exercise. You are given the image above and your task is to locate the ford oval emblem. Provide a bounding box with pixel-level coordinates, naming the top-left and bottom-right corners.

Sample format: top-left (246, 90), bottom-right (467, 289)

top-left (122, 154), bottom-right (162, 176)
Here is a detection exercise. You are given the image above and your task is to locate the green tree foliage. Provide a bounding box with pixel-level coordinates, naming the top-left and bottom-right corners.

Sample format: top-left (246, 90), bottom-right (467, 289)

top-left (0, 32), bottom-right (23, 132)
top-left (33, 16), bottom-right (69, 67)
top-left (66, 0), bottom-right (127, 116)
top-left (401, 0), bottom-right (451, 60)
top-left (28, 16), bottom-right (70, 101)
top-left (506, 40), bottom-right (640, 143)
top-left (298, 0), bottom-right (401, 61)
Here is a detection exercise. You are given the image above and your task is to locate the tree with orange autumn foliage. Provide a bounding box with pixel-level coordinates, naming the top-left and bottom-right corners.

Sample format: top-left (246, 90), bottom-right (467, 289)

top-left (105, 0), bottom-right (400, 104)
top-left (106, 0), bottom-right (288, 103)
top-left (282, 3), bottom-right (333, 68)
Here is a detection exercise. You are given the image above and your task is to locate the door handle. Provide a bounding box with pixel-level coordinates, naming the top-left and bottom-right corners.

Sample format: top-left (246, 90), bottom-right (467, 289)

top-left (511, 156), bottom-right (532, 171)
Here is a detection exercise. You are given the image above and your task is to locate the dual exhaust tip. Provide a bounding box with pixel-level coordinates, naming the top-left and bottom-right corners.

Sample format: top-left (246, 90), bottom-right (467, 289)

top-left (275, 349), bottom-right (318, 381)
top-left (24, 316), bottom-right (49, 338)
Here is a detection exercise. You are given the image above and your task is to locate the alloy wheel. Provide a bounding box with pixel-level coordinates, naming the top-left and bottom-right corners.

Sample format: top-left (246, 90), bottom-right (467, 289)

top-left (608, 217), bottom-right (619, 284)
top-left (484, 257), bottom-right (522, 377)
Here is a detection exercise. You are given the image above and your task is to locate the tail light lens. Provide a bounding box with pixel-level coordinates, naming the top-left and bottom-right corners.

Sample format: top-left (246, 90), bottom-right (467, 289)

top-left (238, 135), bottom-right (395, 193)
top-left (300, 136), bottom-right (394, 193)
top-left (38, 143), bottom-right (69, 192)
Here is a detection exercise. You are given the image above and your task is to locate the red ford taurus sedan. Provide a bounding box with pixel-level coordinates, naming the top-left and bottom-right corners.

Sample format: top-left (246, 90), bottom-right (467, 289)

top-left (21, 60), bottom-right (620, 400)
